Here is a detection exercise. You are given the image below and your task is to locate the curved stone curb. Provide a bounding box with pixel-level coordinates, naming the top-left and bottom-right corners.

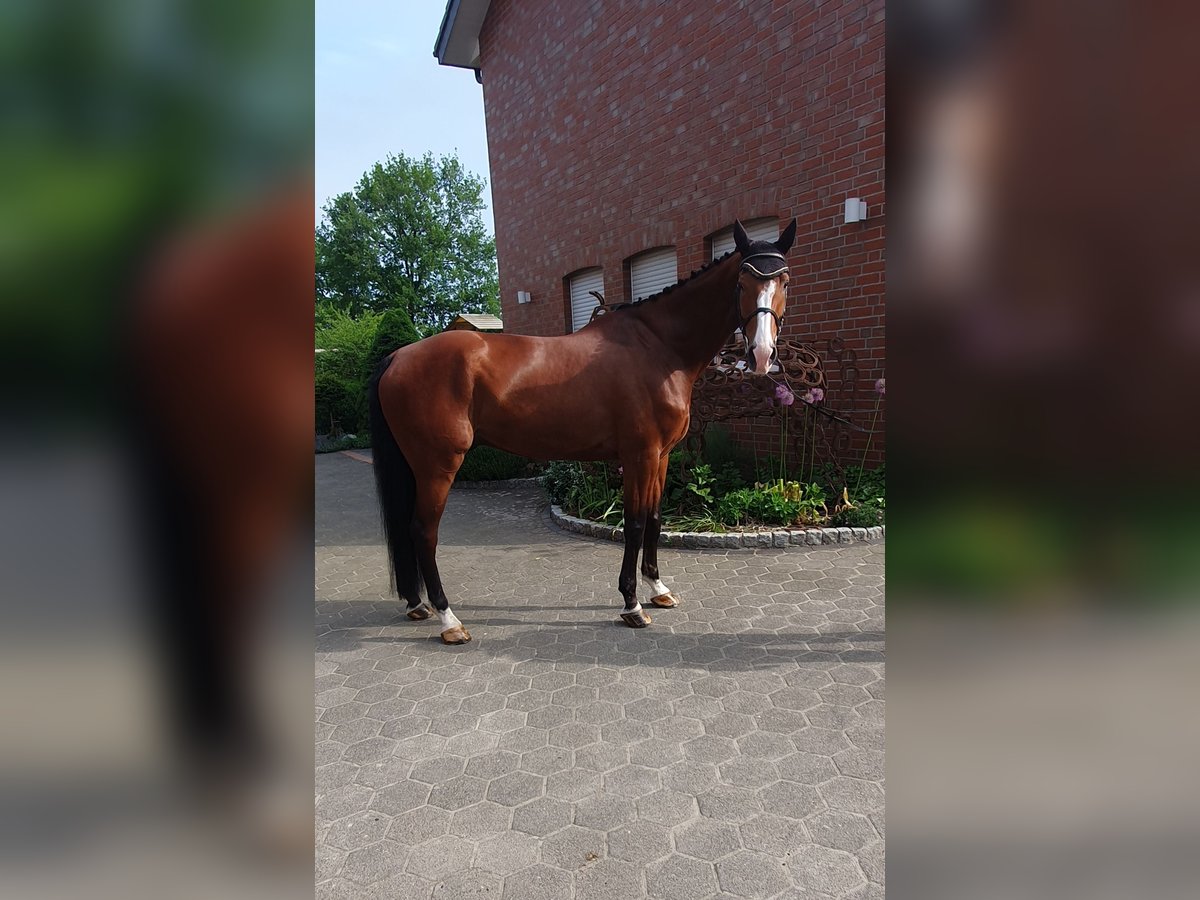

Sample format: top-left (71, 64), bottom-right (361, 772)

top-left (451, 476), bottom-right (544, 491)
top-left (550, 504), bottom-right (884, 549)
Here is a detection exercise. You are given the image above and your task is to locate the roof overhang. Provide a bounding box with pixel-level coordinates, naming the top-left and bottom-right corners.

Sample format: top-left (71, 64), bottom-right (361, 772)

top-left (433, 0), bottom-right (491, 72)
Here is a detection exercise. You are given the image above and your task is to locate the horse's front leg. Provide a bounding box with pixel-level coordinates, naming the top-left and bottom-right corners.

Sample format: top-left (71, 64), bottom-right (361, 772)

top-left (617, 456), bottom-right (656, 628)
top-left (641, 453), bottom-right (679, 609)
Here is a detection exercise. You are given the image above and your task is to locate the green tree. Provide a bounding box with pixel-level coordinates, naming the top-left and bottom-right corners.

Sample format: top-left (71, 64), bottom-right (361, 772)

top-left (314, 306), bottom-right (382, 434)
top-left (369, 307), bottom-right (422, 365)
top-left (316, 152), bottom-right (499, 332)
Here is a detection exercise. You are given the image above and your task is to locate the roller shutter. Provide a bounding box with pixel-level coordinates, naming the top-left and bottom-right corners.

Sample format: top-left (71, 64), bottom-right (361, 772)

top-left (711, 218), bottom-right (780, 259)
top-left (629, 247), bottom-right (678, 301)
top-left (568, 268), bottom-right (605, 332)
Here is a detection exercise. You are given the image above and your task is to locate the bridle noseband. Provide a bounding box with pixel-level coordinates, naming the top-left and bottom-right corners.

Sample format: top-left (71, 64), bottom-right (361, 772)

top-left (736, 250), bottom-right (789, 337)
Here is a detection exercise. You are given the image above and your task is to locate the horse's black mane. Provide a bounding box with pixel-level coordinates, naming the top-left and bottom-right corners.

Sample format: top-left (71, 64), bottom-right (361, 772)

top-left (610, 249), bottom-right (738, 314)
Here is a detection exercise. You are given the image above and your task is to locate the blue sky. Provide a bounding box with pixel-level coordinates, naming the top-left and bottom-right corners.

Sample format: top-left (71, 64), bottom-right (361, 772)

top-left (315, 0), bottom-right (494, 232)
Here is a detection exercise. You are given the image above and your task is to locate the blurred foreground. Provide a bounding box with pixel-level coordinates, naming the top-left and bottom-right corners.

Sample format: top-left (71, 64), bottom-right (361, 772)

top-left (890, 0), bottom-right (1200, 897)
top-left (0, 2), bottom-right (314, 897)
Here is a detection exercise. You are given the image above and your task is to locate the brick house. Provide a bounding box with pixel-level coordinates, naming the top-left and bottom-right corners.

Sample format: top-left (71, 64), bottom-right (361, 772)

top-left (435, 0), bottom-right (884, 464)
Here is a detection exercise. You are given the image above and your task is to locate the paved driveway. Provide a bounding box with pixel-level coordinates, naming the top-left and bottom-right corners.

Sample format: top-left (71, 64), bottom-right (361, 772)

top-left (316, 452), bottom-right (884, 899)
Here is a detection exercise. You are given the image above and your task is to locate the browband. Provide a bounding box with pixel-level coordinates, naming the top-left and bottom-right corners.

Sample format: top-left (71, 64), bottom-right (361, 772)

top-left (740, 252), bottom-right (788, 279)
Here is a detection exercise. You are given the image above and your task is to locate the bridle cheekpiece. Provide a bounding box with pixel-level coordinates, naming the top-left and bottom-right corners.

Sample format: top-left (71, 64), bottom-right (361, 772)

top-left (736, 249), bottom-right (790, 336)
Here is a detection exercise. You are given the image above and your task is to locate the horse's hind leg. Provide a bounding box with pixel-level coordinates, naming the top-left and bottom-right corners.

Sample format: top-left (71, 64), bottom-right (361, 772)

top-left (411, 465), bottom-right (472, 645)
top-left (641, 454), bottom-right (680, 609)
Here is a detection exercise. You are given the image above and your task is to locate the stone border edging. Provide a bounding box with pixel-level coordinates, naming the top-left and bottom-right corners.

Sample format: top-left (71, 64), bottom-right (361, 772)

top-left (550, 504), bottom-right (883, 549)
top-left (451, 476), bottom-right (544, 491)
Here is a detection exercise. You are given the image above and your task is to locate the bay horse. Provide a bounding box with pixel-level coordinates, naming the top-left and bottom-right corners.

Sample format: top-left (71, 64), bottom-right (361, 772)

top-left (369, 219), bottom-right (797, 643)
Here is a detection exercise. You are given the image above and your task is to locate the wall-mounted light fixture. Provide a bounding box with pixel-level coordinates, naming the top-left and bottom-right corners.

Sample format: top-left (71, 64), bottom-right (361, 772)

top-left (844, 198), bottom-right (868, 224)
top-left (516, 290), bottom-right (531, 304)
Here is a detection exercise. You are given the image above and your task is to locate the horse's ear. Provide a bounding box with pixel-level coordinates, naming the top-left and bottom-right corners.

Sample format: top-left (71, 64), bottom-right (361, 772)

top-left (733, 219), bottom-right (751, 255)
top-left (776, 218), bottom-right (797, 254)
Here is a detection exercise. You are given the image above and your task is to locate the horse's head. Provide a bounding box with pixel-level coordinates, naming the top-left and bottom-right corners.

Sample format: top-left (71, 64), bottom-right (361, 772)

top-left (735, 217), bottom-right (797, 374)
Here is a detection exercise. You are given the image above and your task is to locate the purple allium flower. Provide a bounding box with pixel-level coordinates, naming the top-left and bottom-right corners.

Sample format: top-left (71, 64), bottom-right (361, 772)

top-left (809, 387), bottom-right (824, 403)
top-left (875, 377), bottom-right (886, 396)
top-left (801, 390), bottom-right (814, 405)
top-left (774, 384), bottom-right (794, 407)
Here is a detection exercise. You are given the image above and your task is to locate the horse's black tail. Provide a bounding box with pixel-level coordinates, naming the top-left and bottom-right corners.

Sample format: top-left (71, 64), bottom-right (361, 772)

top-left (367, 355), bottom-right (423, 607)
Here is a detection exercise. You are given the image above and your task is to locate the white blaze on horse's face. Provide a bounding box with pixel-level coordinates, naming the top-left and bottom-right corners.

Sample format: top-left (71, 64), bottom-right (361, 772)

top-left (742, 271), bottom-right (789, 375)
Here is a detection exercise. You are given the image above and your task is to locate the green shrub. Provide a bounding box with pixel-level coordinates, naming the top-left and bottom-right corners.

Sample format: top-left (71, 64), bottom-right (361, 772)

top-left (456, 446), bottom-right (536, 482)
top-left (541, 451), bottom-right (884, 532)
top-left (541, 460), bottom-right (583, 506)
top-left (369, 306), bottom-right (422, 365)
top-left (542, 461), bottom-right (623, 525)
top-left (702, 425), bottom-right (757, 484)
top-left (315, 307), bottom-right (381, 434)
top-left (831, 497), bottom-right (885, 527)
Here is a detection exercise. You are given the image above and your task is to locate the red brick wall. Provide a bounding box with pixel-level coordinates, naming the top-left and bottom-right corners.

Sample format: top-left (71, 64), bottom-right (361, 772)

top-left (477, 0), bottom-right (884, 465)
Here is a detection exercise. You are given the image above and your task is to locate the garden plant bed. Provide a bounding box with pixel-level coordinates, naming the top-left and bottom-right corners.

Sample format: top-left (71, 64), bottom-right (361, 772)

top-left (451, 476), bottom-right (543, 491)
top-left (551, 503), bottom-right (884, 549)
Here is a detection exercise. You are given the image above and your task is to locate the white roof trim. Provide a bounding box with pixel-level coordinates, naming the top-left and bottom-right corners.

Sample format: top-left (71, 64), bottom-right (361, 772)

top-left (434, 0), bottom-right (492, 70)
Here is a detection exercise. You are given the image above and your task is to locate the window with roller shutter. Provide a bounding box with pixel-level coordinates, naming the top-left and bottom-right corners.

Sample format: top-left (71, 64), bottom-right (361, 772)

top-left (710, 217), bottom-right (780, 259)
top-left (567, 267), bottom-right (604, 332)
top-left (628, 247), bottom-right (678, 302)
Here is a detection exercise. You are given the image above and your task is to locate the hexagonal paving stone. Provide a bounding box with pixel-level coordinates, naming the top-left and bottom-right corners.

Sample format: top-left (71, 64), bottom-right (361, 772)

top-left (515, 744), bottom-right (570, 776)
top-left (386, 805), bottom-right (452, 845)
top-left (785, 844), bottom-right (867, 895)
top-left (858, 838), bottom-right (885, 884)
top-left (501, 864), bottom-right (572, 900)
top-left (833, 747), bottom-right (885, 781)
top-left (761, 780), bottom-right (825, 819)
top-left (600, 719), bottom-right (652, 744)
top-left (428, 776), bottom-right (488, 811)
top-left (432, 868), bottom-right (502, 899)
top-left (673, 817), bottom-right (740, 859)
top-left (512, 796), bottom-right (573, 836)
top-left (608, 821), bottom-right (672, 863)
top-left (819, 776), bottom-right (884, 815)
top-left (661, 761), bottom-right (720, 795)
top-left (739, 813), bottom-right (806, 856)
top-left (646, 854), bottom-right (718, 900)
top-left (320, 783), bottom-right (374, 821)
top-left (463, 750), bottom-right (520, 781)
top-left (316, 461), bottom-right (884, 897)
top-left (541, 824), bottom-right (607, 870)
top-left (405, 834), bottom-right (475, 883)
top-left (325, 811), bottom-right (392, 851)
top-left (573, 794), bottom-right (636, 831)
top-left (681, 734), bottom-right (739, 765)
top-left (602, 764), bottom-right (661, 798)
top-left (776, 751), bottom-right (839, 785)
top-left (370, 781), bottom-right (432, 817)
top-left (473, 830), bottom-right (540, 876)
top-left (696, 784), bottom-right (762, 823)
top-left (485, 771), bottom-right (544, 807)
top-left (546, 768), bottom-right (602, 802)
top-left (716, 848), bottom-right (790, 898)
top-left (636, 788), bottom-right (698, 827)
top-left (448, 801), bottom-right (511, 841)
top-left (340, 839), bottom-right (409, 886)
top-left (573, 856), bottom-right (645, 900)
top-left (806, 809), bottom-right (879, 852)
top-left (410, 756), bottom-right (467, 785)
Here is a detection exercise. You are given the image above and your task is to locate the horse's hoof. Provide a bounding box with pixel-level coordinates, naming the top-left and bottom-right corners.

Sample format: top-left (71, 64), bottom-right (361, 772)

top-left (619, 610), bottom-right (652, 628)
top-left (441, 625), bottom-right (472, 644)
top-left (649, 592), bottom-right (679, 609)
top-left (406, 605), bottom-right (432, 621)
